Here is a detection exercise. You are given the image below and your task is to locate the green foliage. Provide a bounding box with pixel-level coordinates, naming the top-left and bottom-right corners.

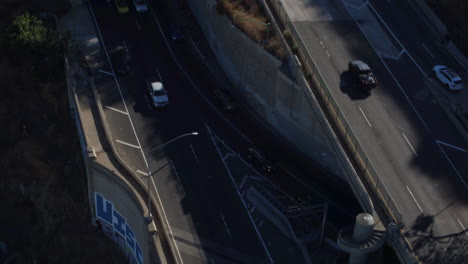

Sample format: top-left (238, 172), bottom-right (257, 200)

top-left (9, 12), bottom-right (48, 49)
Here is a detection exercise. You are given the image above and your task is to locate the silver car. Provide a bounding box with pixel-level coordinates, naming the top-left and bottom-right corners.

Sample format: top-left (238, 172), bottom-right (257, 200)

top-left (133, 0), bottom-right (148, 12)
top-left (433, 65), bottom-right (464, 91)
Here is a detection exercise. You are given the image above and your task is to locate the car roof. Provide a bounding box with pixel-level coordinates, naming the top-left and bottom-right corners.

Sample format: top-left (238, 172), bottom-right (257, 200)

top-left (351, 60), bottom-right (371, 72)
top-left (151, 82), bottom-right (164, 92)
top-left (444, 69), bottom-right (462, 80)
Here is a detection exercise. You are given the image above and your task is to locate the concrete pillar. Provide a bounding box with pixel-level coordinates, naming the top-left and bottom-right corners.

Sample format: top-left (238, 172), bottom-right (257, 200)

top-left (352, 213), bottom-right (375, 243)
top-left (348, 213), bottom-right (375, 264)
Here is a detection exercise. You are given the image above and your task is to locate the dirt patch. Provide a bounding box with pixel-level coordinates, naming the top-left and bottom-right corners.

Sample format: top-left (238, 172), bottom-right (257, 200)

top-left (0, 2), bottom-right (127, 263)
top-left (217, 0), bottom-right (287, 59)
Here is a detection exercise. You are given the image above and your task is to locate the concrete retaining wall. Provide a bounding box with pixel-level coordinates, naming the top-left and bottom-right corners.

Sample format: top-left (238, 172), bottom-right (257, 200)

top-left (187, 2), bottom-right (347, 179)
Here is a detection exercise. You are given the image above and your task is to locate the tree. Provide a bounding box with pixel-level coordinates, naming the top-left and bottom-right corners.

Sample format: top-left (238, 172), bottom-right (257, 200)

top-left (8, 12), bottom-right (48, 50)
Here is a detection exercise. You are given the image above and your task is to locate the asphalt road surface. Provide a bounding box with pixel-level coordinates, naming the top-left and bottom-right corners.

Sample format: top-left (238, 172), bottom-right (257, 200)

top-left (88, 0), bottom-right (361, 263)
top-left (284, 0), bottom-right (468, 261)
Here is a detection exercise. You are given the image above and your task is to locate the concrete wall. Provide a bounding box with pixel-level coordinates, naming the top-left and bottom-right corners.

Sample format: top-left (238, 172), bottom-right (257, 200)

top-left (187, 1), bottom-right (346, 179)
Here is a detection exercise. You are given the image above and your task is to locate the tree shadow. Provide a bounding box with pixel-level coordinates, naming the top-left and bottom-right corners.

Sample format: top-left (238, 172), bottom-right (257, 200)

top-left (404, 213), bottom-right (468, 264)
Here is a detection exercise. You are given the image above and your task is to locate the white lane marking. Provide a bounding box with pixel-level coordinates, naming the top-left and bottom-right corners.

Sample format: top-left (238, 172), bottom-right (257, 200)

top-left (436, 140), bottom-right (468, 152)
top-left (436, 144), bottom-right (467, 190)
top-left (402, 132), bottom-right (418, 157)
top-left (87, 4), bottom-right (184, 262)
top-left (345, 2), bottom-right (431, 134)
top-left (209, 256), bottom-right (215, 264)
top-left (344, 1), bottom-right (369, 9)
top-left (366, 3), bottom-right (428, 78)
top-left (358, 106), bottom-right (372, 127)
top-left (137, 170), bottom-right (149, 176)
top-left (135, 19), bottom-right (141, 31)
top-left (147, 3), bottom-right (254, 145)
top-left (115, 140), bottom-right (141, 149)
top-left (421, 43), bottom-right (434, 58)
top-left (188, 33), bottom-right (206, 60)
top-left (156, 67), bottom-right (163, 82)
top-left (205, 123), bottom-right (273, 263)
top-left (220, 212), bottom-right (232, 238)
top-left (105, 105), bottom-right (128, 115)
top-left (457, 218), bottom-right (468, 236)
top-left (98, 69), bottom-right (114, 76)
top-left (144, 93), bottom-right (153, 110)
top-left (406, 185), bottom-right (423, 212)
top-left (122, 40), bottom-right (128, 52)
top-left (189, 144), bottom-right (199, 164)
top-left (170, 161), bottom-right (186, 196)
top-left (148, 175), bottom-right (184, 264)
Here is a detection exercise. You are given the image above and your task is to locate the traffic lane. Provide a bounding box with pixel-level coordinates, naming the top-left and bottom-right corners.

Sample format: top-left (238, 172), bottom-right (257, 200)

top-left (143, 0), bottom-right (359, 231)
top-left (384, 57), bottom-right (468, 179)
top-left (153, 133), bottom-right (267, 262)
top-left (116, 3), bottom-right (269, 258)
top-left (367, 0), bottom-right (464, 74)
top-left (91, 2), bottom-right (266, 260)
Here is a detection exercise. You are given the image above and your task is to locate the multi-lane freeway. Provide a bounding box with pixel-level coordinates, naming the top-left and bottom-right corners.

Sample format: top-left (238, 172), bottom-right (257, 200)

top-left (282, 0), bottom-right (468, 261)
top-left (88, 0), bottom-right (361, 263)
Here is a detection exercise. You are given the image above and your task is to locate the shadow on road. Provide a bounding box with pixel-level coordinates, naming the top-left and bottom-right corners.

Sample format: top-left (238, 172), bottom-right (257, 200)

top-left (339, 71), bottom-right (370, 100)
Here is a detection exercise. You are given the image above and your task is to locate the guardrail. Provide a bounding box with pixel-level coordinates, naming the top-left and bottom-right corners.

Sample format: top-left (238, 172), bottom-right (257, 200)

top-left (266, 0), bottom-right (417, 262)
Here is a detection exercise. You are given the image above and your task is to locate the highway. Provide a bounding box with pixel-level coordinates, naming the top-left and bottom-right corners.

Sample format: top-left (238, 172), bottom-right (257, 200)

top-left (281, 0), bottom-right (468, 261)
top-left (88, 0), bottom-right (361, 263)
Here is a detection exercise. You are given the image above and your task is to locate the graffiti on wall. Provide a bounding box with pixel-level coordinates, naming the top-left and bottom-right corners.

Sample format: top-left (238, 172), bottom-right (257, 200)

top-left (94, 192), bottom-right (143, 264)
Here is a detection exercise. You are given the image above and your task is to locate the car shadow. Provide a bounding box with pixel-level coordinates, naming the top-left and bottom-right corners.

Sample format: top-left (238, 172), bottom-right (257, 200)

top-left (339, 71), bottom-right (371, 100)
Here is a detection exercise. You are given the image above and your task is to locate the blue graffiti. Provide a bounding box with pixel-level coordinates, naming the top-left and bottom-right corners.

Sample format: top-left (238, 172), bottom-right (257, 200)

top-left (95, 193), bottom-right (144, 264)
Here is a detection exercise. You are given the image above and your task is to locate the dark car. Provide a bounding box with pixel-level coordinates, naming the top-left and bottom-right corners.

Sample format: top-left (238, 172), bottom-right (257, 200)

top-left (348, 60), bottom-right (377, 91)
top-left (168, 23), bottom-right (185, 41)
top-left (248, 148), bottom-right (276, 173)
top-left (213, 89), bottom-right (239, 112)
top-left (112, 44), bottom-right (130, 75)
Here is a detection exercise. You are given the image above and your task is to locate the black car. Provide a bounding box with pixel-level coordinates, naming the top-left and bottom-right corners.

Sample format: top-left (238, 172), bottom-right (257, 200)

top-left (348, 60), bottom-right (377, 91)
top-left (168, 23), bottom-right (185, 41)
top-left (248, 148), bottom-right (276, 173)
top-left (112, 44), bottom-right (130, 75)
top-left (213, 89), bottom-right (239, 112)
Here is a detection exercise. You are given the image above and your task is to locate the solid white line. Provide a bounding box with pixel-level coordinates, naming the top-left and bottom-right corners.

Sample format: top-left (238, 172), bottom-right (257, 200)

top-left (98, 69), bottom-right (114, 76)
top-left (358, 106), bottom-right (372, 127)
top-left (137, 170), bottom-right (149, 176)
top-left (402, 133), bottom-right (418, 156)
top-left (122, 40), bottom-right (128, 52)
top-left (436, 144), bottom-right (467, 190)
top-left (188, 34), bottom-right (206, 60)
top-left (135, 19), bottom-right (141, 31)
top-left (147, 3), bottom-right (254, 145)
top-left (220, 213), bottom-right (232, 238)
top-left (209, 256), bottom-right (215, 264)
top-left (105, 105), bottom-right (128, 115)
top-left (88, 4), bottom-right (184, 263)
top-left (457, 218), bottom-right (468, 236)
top-left (406, 185), bottom-right (423, 212)
top-left (189, 144), bottom-right (199, 163)
top-left (345, 3), bottom-right (431, 134)
top-left (171, 161), bottom-right (186, 196)
top-left (115, 140), bottom-right (141, 149)
top-left (436, 140), bottom-right (468, 152)
top-left (149, 175), bottom-right (184, 263)
top-left (156, 68), bottom-right (163, 82)
top-left (205, 123), bottom-right (274, 263)
top-left (421, 43), bottom-right (434, 58)
top-left (366, 3), bottom-right (427, 78)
